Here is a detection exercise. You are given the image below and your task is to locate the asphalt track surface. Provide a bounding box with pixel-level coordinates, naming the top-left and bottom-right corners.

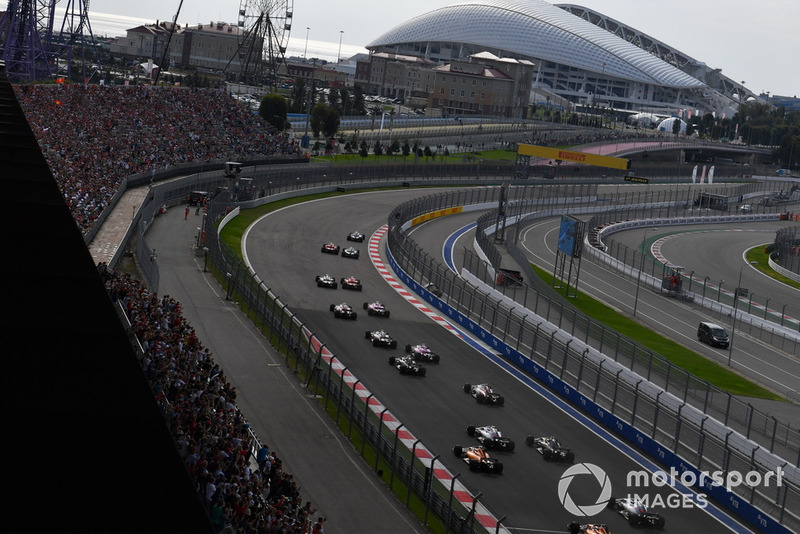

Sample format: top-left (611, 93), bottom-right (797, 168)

top-left (145, 202), bottom-right (425, 534)
top-left (516, 216), bottom-right (800, 422)
top-left (242, 190), bottom-right (747, 533)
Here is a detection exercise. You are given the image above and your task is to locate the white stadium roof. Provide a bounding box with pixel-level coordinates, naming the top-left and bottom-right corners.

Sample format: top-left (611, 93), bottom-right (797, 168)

top-left (367, 0), bottom-right (705, 89)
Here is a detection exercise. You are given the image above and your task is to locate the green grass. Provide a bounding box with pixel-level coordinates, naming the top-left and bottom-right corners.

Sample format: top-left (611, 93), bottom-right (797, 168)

top-left (747, 245), bottom-right (800, 290)
top-left (530, 264), bottom-right (782, 400)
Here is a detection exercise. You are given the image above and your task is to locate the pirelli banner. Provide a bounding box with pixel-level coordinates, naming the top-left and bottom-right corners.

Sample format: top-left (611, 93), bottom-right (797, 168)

top-left (518, 143), bottom-right (631, 171)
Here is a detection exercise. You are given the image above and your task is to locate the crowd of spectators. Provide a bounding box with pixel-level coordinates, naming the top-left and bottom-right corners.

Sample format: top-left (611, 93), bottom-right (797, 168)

top-left (99, 263), bottom-right (322, 533)
top-left (14, 83), bottom-right (297, 235)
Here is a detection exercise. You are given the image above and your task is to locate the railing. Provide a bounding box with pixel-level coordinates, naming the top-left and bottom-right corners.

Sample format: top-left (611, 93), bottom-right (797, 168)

top-left (386, 185), bottom-right (799, 533)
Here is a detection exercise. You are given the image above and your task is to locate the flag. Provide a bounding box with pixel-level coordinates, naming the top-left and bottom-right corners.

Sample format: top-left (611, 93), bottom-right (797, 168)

top-left (708, 166), bottom-right (715, 184)
top-left (700, 165), bottom-right (706, 183)
top-left (691, 165), bottom-right (698, 184)
top-left (56, 77), bottom-right (65, 84)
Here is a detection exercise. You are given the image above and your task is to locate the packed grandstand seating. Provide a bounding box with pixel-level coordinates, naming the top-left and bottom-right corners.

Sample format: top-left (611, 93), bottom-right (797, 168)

top-left (13, 83), bottom-right (297, 235)
top-left (99, 263), bottom-right (319, 533)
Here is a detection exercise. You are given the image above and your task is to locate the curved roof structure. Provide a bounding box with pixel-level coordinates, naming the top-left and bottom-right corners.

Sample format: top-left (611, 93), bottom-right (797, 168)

top-left (367, 0), bottom-right (704, 89)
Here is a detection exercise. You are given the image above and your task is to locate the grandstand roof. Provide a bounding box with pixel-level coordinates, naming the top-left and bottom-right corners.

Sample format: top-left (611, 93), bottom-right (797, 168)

top-left (367, 0), bottom-right (705, 89)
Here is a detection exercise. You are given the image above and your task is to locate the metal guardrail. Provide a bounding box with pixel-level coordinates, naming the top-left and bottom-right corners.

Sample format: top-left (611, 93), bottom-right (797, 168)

top-left (386, 185), bottom-right (800, 533)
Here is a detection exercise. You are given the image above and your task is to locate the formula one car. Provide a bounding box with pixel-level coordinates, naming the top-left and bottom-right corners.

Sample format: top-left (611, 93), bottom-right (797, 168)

top-left (466, 425), bottom-right (515, 451)
top-left (463, 383), bottom-right (505, 406)
top-left (388, 355), bottom-right (426, 376)
top-left (321, 242), bottom-right (340, 255)
top-left (525, 435), bottom-right (574, 462)
top-left (405, 343), bottom-right (440, 364)
top-left (425, 282), bottom-right (443, 297)
top-left (567, 523), bottom-right (612, 534)
top-left (452, 445), bottom-right (503, 474)
top-left (329, 303), bottom-right (357, 320)
top-left (364, 330), bottom-right (398, 348)
top-left (315, 274), bottom-right (337, 289)
top-left (340, 276), bottom-right (363, 291)
top-left (363, 301), bottom-right (390, 317)
top-left (347, 231), bottom-right (365, 242)
top-left (607, 497), bottom-right (665, 529)
top-left (341, 246), bottom-right (360, 259)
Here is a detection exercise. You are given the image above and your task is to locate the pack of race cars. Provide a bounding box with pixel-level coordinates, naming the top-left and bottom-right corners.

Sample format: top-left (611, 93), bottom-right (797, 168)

top-left (314, 229), bottom-right (669, 530)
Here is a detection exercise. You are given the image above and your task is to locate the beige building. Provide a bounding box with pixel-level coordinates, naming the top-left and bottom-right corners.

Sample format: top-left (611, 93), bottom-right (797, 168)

top-left (428, 53), bottom-right (534, 118)
top-left (109, 21), bottom-right (176, 67)
top-left (355, 52), bottom-right (437, 103)
top-left (168, 21), bottom-right (247, 74)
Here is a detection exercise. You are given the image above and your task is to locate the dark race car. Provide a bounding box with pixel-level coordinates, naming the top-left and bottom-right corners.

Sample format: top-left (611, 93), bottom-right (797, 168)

top-left (329, 302), bottom-right (357, 320)
top-left (341, 276), bottom-right (363, 291)
top-left (315, 274), bottom-right (337, 289)
top-left (365, 329), bottom-right (398, 348)
top-left (425, 282), bottom-right (443, 297)
top-left (405, 343), bottom-right (440, 364)
top-left (321, 242), bottom-right (340, 254)
top-left (341, 246), bottom-right (360, 259)
top-left (388, 355), bottom-right (426, 376)
top-left (452, 445), bottom-right (503, 474)
top-left (463, 383), bottom-right (505, 406)
top-left (466, 425), bottom-right (515, 451)
top-left (567, 523), bottom-right (613, 534)
top-left (363, 301), bottom-right (390, 318)
top-left (525, 435), bottom-right (574, 462)
top-left (347, 231), bottom-right (365, 242)
top-left (607, 497), bottom-right (665, 529)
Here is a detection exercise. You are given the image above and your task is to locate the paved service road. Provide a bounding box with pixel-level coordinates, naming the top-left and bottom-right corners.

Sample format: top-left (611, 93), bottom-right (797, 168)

top-left (146, 202), bottom-right (425, 534)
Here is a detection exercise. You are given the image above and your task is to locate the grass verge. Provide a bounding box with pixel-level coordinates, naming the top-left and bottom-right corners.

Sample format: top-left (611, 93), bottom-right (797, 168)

top-left (529, 263), bottom-right (782, 400)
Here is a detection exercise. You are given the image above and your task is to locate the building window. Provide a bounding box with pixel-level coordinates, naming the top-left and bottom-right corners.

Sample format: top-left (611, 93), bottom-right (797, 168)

top-left (450, 88), bottom-right (455, 96)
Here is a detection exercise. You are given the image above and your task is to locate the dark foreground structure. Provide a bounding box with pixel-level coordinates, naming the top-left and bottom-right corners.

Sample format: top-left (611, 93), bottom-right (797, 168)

top-left (0, 62), bottom-right (213, 533)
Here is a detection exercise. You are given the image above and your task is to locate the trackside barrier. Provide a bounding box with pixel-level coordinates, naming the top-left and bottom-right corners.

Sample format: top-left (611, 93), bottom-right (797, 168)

top-left (198, 193), bottom-right (510, 534)
top-left (385, 187), bottom-right (800, 532)
top-left (385, 239), bottom-right (794, 534)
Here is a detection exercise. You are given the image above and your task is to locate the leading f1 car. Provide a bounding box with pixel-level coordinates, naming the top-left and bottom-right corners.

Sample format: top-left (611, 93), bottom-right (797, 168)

top-left (452, 445), bottom-right (503, 474)
top-left (463, 383), bottom-right (505, 406)
top-left (525, 435), bottom-right (574, 462)
top-left (347, 231), bottom-right (365, 242)
top-left (607, 497), bottom-right (665, 529)
top-left (466, 425), bottom-right (515, 451)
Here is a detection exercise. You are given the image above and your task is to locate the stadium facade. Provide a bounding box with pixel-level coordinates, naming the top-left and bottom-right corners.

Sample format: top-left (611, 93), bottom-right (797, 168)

top-left (365, 0), bottom-right (752, 118)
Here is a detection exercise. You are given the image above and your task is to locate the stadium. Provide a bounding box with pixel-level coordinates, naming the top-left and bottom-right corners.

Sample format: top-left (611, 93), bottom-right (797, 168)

top-left (366, 0), bottom-right (753, 118)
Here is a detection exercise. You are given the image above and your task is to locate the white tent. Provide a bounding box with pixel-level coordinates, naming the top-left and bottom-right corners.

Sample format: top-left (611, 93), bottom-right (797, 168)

top-left (656, 117), bottom-right (687, 134)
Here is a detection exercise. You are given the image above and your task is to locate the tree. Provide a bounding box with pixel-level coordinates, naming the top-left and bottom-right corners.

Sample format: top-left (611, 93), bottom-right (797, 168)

top-left (402, 140), bottom-right (410, 158)
top-left (359, 140), bottom-right (369, 159)
top-left (310, 103), bottom-right (341, 139)
top-left (258, 93), bottom-right (288, 132)
top-left (352, 84), bottom-right (366, 115)
top-left (672, 117), bottom-right (681, 137)
top-left (373, 140), bottom-right (383, 156)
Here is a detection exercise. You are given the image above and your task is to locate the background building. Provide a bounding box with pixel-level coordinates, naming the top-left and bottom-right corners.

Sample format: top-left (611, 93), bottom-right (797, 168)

top-left (366, 0), bottom-right (754, 118)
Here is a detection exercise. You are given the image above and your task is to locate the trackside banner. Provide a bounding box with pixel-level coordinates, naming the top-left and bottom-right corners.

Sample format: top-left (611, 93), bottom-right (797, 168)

top-left (518, 143), bottom-right (631, 170)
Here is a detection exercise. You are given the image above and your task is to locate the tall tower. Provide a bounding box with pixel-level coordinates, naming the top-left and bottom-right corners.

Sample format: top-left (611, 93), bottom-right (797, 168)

top-left (50, 0), bottom-right (102, 82)
top-left (0, 0), bottom-right (101, 83)
top-left (0, 0), bottom-right (53, 81)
